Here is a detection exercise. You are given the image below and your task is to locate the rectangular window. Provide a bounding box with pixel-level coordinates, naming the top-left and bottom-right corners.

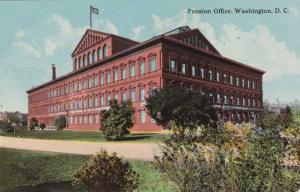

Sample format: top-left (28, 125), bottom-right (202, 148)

top-left (94, 77), bottom-right (98, 87)
top-left (100, 73), bottom-right (104, 85)
top-left (170, 60), bottom-right (176, 72)
top-left (216, 72), bottom-right (220, 82)
top-left (114, 69), bottom-right (118, 82)
top-left (94, 97), bottom-right (98, 107)
top-left (217, 94), bottom-right (221, 104)
top-left (121, 92), bottom-right (127, 102)
top-left (236, 77), bottom-right (239, 86)
top-left (121, 67), bottom-right (126, 80)
top-left (149, 86), bottom-right (156, 96)
top-left (192, 65), bottom-right (195, 77)
top-left (201, 68), bottom-right (205, 79)
top-left (100, 95), bottom-right (104, 106)
top-left (107, 94), bottom-right (111, 104)
top-left (139, 61), bottom-right (145, 75)
top-left (181, 63), bottom-right (186, 74)
top-left (89, 115), bottom-right (93, 124)
top-left (140, 110), bottom-right (146, 123)
top-left (209, 70), bottom-right (213, 80)
top-left (88, 78), bottom-right (92, 88)
top-left (130, 64), bottom-right (135, 77)
top-left (114, 93), bottom-right (118, 101)
top-left (230, 75), bottom-right (233, 85)
top-left (242, 79), bottom-right (245, 87)
top-left (247, 80), bottom-right (250, 88)
top-left (150, 58), bottom-right (156, 72)
top-left (140, 88), bottom-right (145, 102)
top-left (130, 90), bottom-right (135, 102)
top-left (106, 71), bottom-right (111, 84)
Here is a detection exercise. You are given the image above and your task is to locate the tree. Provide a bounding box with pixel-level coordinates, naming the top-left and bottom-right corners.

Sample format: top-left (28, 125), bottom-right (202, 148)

top-left (74, 149), bottom-right (139, 192)
top-left (30, 117), bottom-right (38, 130)
top-left (102, 100), bottom-right (135, 141)
top-left (146, 86), bottom-right (215, 138)
top-left (278, 105), bottom-right (294, 128)
top-left (54, 116), bottom-right (66, 130)
top-left (39, 123), bottom-right (46, 130)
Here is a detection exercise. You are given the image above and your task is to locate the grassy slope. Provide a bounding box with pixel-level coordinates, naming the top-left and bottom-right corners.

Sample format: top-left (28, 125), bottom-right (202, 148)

top-left (0, 130), bottom-right (169, 143)
top-left (0, 148), bottom-right (177, 192)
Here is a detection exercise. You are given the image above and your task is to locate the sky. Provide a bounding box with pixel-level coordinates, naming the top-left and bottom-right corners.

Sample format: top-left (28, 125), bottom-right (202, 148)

top-left (0, 0), bottom-right (300, 113)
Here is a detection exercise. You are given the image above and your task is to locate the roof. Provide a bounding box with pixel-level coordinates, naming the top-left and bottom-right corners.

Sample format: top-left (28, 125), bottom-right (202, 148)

top-left (27, 26), bottom-right (265, 93)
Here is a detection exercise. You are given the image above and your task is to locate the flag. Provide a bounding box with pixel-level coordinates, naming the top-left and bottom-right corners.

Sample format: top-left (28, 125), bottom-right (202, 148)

top-left (90, 6), bottom-right (99, 14)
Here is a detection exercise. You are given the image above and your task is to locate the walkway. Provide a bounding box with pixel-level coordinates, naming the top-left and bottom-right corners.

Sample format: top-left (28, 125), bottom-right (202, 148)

top-left (0, 136), bottom-right (161, 161)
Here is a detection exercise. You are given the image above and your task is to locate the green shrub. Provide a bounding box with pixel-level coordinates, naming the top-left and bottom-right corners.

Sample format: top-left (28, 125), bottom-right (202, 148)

top-left (0, 121), bottom-right (13, 132)
top-left (54, 116), bottom-right (66, 130)
top-left (155, 141), bottom-right (226, 192)
top-left (102, 100), bottom-right (135, 141)
top-left (39, 123), bottom-right (46, 130)
top-left (74, 149), bottom-right (139, 192)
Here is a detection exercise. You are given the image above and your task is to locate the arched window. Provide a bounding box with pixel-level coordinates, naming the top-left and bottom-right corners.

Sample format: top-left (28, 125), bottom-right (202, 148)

top-left (87, 52), bottom-right (91, 65)
top-left (97, 47), bottom-right (101, 60)
top-left (103, 44), bottom-right (108, 58)
top-left (79, 57), bottom-right (82, 68)
top-left (83, 55), bottom-right (86, 66)
top-left (92, 50), bottom-right (96, 63)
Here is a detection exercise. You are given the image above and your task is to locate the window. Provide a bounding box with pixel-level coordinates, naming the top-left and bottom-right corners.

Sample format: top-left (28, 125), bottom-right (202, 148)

top-left (200, 68), bottom-right (205, 79)
top-left (130, 64), bottom-right (135, 77)
top-left (236, 77), bottom-right (240, 86)
top-left (107, 94), bottom-right (111, 103)
top-left (89, 97), bottom-right (93, 108)
top-left (242, 98), bottom-right (246, 106)
top-left (216, 72), bottom-right (220, 82)
top-left (191, 65), bottom-right (195, 77)
top-left (97, 47), bottom-right (101, 60)
top-left (150, 57), bottom-right (156, 72)
top-left (83, 55), bottom-right (86, 66)
top-left (217, 94), bottom-right (221, 103)
top-left (83, 80), bottom-right (87, 89)
top-left (140, 88), bottom-right (145, 102)
top-left (121, 92), bottom-right (127, 102)
top-left (237, 97), bottom-right (240, 106)
top-left (130, 89), bottom-right (135, 102)
top-left (139, 61), bottom-right (145, 75)
top-left (242, 79), bottom-right (245, 87)
top-left (114, 92), bottom-right (118, 101)
top-left (170, 60), bottom-right (176, 72)
top-left (224, 95), bottom-right (228, 104)
top-left (100, 73), bottom-right (104, 85)
top-left (94, 77), bottom-right (98, 87)
top-left (253, 82), bottom-right (256, 90)
top-left (94, 97), bottom-right (98, 107)
top-left (95, 115), bottom-right (99, 124)
top-left (92, 50), bottom-right (96, 63)
top-left (87, 53), bottom-right (91, 64)
top-left (100, 95), bottom-right (104, 106)
top-left (74, 59), bottom-right (77, 70)
top-left (253, 100), bottom-right (256, 107)
top-left (121, 67), bottom-right (126, 80)
top-left (89, 115), bottom-right (93, 124)
top-left (84, 116), bottom-right (87, 124)
top-left (140, 110), bottom-right (146, 123)
top-left (79, 116), bottom-right (82, 124)
top-left (230, 75), bottom-right (233, 85)
top-left (247, 80), bottom-right (250, 88)
top-left (248, 99), bottom-right (251, 107)
top-left (79, 57), bottom-right (82, 68)
top-left (114, 68), bottom-right (118, 82)
top-left (224, 74), bottom-right (227, 83)
top-left (106, 71), bottom-right (111, 84)
top-left (88, 78), bottom-right (92, 88)
top-left (149, 86), bottom-right (156, 96)
top-left (103, 44), bottom-right (108, 58)
top-left (209, 70), bottom-right (213, 80)
top-left (181, 63), bottom-right (186, 74)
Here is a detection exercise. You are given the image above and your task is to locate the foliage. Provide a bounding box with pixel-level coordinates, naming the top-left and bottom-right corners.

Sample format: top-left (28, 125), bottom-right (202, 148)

top-left (0, 121), bottom-right (13, 132)
top-left (9, 114), bottom-right (19, 124)
top-left (278, 106), bottom-right (294, 128)
top-left (39, 123), bottom-right (46, 130)
top-left (102, 100), bottom-right (135, 141)
top-left (54, 116), bottom-right (66, 130)
top-left (74, 149), bottom-right (139, 192)
top-left (155, 141), bottom-right (226, 192)
top-left (30, 117), bottom-right (38, 130)
top-left (146, 86), bottom-right (215, 138)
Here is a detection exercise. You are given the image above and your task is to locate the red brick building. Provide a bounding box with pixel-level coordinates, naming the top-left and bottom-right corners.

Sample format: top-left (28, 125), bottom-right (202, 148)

top-left (27, 26), bottom-right (264, 131)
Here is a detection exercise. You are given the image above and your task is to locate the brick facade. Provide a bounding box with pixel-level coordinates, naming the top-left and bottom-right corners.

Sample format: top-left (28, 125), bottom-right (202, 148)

top-left (27, 26), bottom-right (264, 131)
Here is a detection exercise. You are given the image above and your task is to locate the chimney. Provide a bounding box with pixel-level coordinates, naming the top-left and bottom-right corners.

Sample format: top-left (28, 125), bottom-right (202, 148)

top-left (52, 64), bottom-right (56, 80)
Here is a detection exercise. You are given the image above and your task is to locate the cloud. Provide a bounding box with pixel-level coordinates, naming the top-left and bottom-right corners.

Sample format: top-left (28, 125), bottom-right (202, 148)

top-left (95, 19), bottom-right (119, 35)
top-left (130, 26), bottom-right (145, 40)
top-left (13, 30), bottom-right (41, 59)
top-left (151, 11), bottom-right (300, 81)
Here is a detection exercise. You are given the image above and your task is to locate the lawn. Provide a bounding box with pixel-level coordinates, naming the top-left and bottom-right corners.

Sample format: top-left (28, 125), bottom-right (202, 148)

top-left (0, 148), bottom-right (178, 192)
top-left (0, 130), bottom-right (170, 143)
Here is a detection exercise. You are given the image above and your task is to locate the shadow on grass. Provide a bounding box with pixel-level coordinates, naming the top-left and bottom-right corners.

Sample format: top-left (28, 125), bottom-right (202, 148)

top-left (2, 181), bottom-right (84, 192)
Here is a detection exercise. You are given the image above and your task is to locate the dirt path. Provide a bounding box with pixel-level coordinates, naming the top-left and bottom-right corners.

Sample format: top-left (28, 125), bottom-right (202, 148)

top-left (0, 136), bottom-right (161, 161)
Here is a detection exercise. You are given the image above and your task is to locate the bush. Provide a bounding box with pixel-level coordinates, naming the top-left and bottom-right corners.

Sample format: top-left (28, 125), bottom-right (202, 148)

top-left (74, 149), bottom-right (139, 192)
top-left (155, 141), bottom-right (226, 192)
top-left (39, 123), bottom-right (46, 130)
top-left (102, 100), bottom-right (135, 141)
top-left (0, 121), bottom-right (13, 132)
top-left (54, 116), bottom-right (66, 130)
top-left (30, 117), bottom-right (38, 130)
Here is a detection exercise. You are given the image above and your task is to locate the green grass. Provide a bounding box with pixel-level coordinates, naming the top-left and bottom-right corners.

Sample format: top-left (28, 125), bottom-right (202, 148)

top-left (0, 130), bottom-right (169, 143)
top-left (0, 148), bottom-right (178, 192)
